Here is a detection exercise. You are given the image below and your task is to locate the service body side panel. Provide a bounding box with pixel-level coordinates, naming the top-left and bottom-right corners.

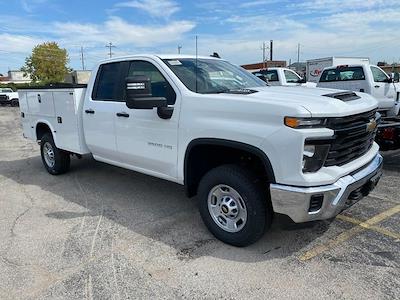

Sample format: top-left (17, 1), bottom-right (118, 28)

top-left (19, 88), bottom-right (90, 154)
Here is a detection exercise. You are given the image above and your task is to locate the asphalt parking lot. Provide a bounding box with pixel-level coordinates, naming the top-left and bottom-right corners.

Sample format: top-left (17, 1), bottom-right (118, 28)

top-left (0, 107), bottom-right (399, 299)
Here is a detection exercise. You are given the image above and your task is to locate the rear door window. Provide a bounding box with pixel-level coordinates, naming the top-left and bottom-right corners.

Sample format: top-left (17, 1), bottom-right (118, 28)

top-left (93, 62), bottom-right (122, 101)
top-left (320, 67), bottom-right (365, 82)
top-left (260, 70), bottom-right (278, 81)
top-left (370, 66), bottom-right (389, 83)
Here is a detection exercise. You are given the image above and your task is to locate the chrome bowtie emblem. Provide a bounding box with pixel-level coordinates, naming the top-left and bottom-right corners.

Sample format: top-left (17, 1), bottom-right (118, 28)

top-left (366, 119), bottom-right (377, 132)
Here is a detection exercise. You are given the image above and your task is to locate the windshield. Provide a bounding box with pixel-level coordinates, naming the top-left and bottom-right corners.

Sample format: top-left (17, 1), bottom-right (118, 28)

top-left (0, 88), bottom-right (13, 93)
top-left (162, 58), bottom-right (266, 94)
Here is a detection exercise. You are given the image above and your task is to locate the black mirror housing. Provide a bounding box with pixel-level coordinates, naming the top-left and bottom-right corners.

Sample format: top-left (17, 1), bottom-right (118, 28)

top-left (125, 76), bottom-right (168, 109)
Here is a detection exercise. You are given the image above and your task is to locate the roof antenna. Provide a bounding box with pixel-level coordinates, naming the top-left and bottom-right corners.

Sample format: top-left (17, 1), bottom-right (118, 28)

top-left (195, 35), bottom-right (198, 93)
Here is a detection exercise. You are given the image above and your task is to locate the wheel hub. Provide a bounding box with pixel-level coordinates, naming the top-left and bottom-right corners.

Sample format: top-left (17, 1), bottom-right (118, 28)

top-left (43, 142), bottom-right (55, 168)
top-left (207, 184), bottom-right (247, 233)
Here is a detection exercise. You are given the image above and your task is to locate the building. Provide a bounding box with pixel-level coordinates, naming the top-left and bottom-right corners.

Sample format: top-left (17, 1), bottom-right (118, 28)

top-left (64, 70), bottom-right (92, 84)
top-left (0, 70), bottom-right (31, 84)
top-left (380, 64), bottom-right (400, 76)
top-left (241, 61), bottom-right (287, 72)
top-left (288, 62), bottom-right (307, 77)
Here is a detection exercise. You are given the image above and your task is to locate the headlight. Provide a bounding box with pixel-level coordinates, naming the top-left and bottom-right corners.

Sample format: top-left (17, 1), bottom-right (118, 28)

top-left (302, 141), bottom-right (330, 173)
top-left (284, 117), bottom-right (327, 129)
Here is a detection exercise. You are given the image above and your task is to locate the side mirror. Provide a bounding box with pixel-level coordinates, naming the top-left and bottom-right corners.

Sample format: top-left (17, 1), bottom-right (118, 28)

top-left (394, 73), bottom-right (400, 83)
top-left (125, 76), bottom-right (167, 109)
top-left (298, 78), bottom-right (307, 83)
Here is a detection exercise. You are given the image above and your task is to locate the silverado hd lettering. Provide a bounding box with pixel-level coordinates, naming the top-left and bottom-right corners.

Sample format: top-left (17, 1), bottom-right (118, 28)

top-left (18, 55), bottom-right (383, 246)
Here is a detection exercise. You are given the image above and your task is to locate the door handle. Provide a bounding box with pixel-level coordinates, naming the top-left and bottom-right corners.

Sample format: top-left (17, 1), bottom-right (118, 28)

top-left (374, 85), bottom-right (380, 88)
top-left (85, 109), bottom-right (95, 114)
top-left (116, 112), bottom-right (130, 118)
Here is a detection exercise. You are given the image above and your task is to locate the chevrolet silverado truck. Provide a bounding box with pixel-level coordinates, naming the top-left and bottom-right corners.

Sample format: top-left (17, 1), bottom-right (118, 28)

top-left (18, 55), bottom-right (383, 246)
top-left (317, 64), bottom-right (400, 116)
top-left (252, 67), bottom-right (316, 87)
top-left (0, 87), bottom-right (19, 106)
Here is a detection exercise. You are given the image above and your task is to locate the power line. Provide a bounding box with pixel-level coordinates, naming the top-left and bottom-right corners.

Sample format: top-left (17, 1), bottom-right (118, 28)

top-left (105, 42), bottom-right (116, 59)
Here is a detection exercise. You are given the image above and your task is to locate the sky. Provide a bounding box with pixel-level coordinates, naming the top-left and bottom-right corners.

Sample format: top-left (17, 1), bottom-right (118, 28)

top-left (0, 0), bottom-right (399, 73)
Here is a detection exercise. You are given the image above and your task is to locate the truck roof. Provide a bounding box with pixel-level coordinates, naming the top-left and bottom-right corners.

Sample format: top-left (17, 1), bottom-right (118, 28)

top-left (98, 54), bottom-right (223, 64)
top-left (323, 64), bottom-right (372, 70)
top-left (307, 56), bottom-right (369, 63)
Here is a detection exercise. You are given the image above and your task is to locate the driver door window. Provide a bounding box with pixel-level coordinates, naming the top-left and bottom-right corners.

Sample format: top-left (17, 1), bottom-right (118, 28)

top-left (370, 66), bottom-right (389, 83)
top-left (128, 61), bottom-right (176, 105)
top-left (284, 70), bottom-right (300, 83)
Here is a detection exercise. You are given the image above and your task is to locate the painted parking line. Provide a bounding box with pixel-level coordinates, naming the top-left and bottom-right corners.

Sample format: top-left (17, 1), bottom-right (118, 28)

top-left (299, 205), bottom-right (400, 261)
top-left (336, 214), bottom-right (400, 240)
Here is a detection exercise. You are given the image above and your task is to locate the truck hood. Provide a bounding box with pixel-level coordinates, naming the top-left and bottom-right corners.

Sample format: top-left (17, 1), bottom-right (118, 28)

top-left (246, 86), bottom-right (378, 117)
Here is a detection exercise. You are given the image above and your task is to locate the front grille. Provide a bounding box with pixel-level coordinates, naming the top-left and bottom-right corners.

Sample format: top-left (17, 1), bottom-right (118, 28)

top-left (324, 109), bottom-right (377, 167)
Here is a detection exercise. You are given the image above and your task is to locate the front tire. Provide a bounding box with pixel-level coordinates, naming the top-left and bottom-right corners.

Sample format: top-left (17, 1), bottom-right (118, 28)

top-left (198, 165), bottom-right (272, 247)
top-left (40, 133), bottom-right (70, 175)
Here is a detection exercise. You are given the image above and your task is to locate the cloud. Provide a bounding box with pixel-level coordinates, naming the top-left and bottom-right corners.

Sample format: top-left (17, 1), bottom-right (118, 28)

top-left (290, 0), bottom-right (399, 13)
top-left (20, 0), bottom-right (48, 13)
top-left (0, 33), bottom-right (43, 53)
top-left (115, 0), bottom-right (179, 18)
top-left (53, 17), bottom-right (195, 47)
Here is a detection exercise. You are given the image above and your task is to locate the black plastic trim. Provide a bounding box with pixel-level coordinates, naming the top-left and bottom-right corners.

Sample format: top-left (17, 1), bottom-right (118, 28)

top-left (19, 83), bottom-right (87, 90)
top-left (184, 138), bottom-right (276, 196)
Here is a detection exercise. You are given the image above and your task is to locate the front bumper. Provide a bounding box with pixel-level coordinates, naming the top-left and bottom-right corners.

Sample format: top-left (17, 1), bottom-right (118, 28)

top-left (270, 154), bottom-right (383, 223)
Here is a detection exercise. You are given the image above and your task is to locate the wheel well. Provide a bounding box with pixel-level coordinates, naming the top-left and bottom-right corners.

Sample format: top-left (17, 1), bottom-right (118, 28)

top-left (184, 139), bottom-right (275, 197)
top-left (36, 123), bottom-right (52, 141)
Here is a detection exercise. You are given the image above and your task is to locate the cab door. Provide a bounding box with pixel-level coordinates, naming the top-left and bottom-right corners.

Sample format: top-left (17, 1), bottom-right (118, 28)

top-left (83, 62), bottom-right (123, 161)
top-left (114, 59), bottom-right (180, 179)
top-left (369, 66), bottom-right (396, 110)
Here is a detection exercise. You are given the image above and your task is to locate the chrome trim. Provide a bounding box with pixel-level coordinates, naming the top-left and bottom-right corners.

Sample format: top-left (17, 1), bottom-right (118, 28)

top-left (270, 154), bottom-right (383, 223)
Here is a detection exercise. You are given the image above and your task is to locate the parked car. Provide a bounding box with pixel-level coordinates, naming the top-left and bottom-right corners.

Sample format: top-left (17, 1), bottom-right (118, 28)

top-left (18, 54), bottom-right (382, 246)
top-left (0, 88), bottom-right (19, 106)
top-left (253, 68), bottom-right (316, 87)
top-left (317, 64), bottom-right (400, 116)
top-left (306, 56), bottom-right (370, 83)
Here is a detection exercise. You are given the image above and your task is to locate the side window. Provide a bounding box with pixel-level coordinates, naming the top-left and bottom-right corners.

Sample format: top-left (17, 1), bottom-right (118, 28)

top-left (93, 62), bottom-right (122, 101)
top-left (284, 70), bottom-right (300, 83)
top-left (370, 66), bottom-right (389, 83)
top-left (128, 61), bottom-right (176, 105)
top-left (262, 70), bottom-right (278, 81)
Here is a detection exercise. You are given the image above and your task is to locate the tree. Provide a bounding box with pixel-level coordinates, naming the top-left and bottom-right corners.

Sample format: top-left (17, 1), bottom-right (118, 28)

top-left (22, 42), bottom-right (70, 83)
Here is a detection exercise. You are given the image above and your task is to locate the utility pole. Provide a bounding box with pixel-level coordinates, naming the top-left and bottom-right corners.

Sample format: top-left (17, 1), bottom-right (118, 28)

top-left (80, 46), bottom-right (85, 70)
top-left (106, 42), bottom-right (116, 58)
top-left (270, 40), bottom-right (273, 61)
top-left (178, 45), bottom-right (182, 54)
top-left (261, 42), bottom-right (269, 69)
top-left (297, 43), bottom-right (301, 64)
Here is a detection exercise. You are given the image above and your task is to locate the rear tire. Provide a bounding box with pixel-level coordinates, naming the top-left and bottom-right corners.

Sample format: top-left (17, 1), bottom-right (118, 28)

top-left (197, 164), bottom-right (272, 247)
top-left (40, 133), bottom-right (70, 175)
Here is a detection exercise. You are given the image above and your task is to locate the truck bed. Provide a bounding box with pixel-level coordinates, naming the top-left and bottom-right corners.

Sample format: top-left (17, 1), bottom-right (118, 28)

top-left (18, 84), bottom-right (90, 155)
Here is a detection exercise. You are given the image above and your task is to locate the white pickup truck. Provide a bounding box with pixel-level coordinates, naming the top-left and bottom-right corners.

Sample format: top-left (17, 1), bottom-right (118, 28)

top-left (317, 64), bottom-right (400, 116)
top-left (252, 68), bottom-right (316, 87)
top-left (19, 55), bottom-right (383, 246)
top-left (0, 88), bottom-right (19, 106)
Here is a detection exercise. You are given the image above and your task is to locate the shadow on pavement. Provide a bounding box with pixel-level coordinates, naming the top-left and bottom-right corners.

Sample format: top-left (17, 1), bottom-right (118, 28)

top-left (0, 154), bottom-right (331, 263)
